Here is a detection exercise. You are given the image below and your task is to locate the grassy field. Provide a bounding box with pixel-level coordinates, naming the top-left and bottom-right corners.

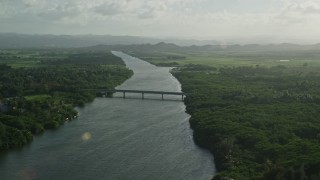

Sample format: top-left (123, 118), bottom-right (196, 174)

top-left (25, 94), bottom-right (51, 101)
top-left (0, 50), bottom-right (67, 68)
top-left (140, 52), bottom-right (320, 69)
top-left (182, 55), bottom-right (320, 68)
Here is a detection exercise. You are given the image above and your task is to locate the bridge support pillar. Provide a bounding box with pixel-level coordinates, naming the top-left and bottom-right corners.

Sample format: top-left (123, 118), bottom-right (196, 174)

top-left (142, 93), bottom-right (144, 99)
top-left (162, 93), bottom-right (164, 100)
top-left (123, 92), bottom-right (126, 99)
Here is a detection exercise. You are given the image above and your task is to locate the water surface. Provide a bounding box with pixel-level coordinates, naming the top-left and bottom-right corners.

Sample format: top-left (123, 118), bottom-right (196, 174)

top-left (0, 51), bottom-right (215, 180)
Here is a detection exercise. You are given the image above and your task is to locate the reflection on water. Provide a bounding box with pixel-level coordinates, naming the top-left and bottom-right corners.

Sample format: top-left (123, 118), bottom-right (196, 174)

top-left (0, 51), bottom-right (215, 180)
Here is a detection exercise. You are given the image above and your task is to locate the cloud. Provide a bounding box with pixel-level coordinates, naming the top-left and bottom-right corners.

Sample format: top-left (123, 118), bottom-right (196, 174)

top-left (92, 0), bottom-right (181, 19)
top-left (276, 0), bottom-right (320, 24)
top-left (37, 2), bottom-right (80, 21)
top-left (0, 1), bottom-right (20, 18)
top-left (93, 2), bottom-right (123, 16)
top-left (0, 0), bottom-right (232, 23)
top-left (1, 0), bottom-right (320, 41)
top-left (23, 0), bottom-right (42, 7)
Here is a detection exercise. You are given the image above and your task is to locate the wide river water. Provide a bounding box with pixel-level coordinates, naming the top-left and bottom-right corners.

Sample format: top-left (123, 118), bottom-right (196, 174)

top-left (0, 51), bottom-right (215, 180)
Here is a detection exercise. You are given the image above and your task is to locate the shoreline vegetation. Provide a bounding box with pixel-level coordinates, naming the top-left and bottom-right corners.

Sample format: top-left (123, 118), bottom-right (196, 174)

top-left (109, 43), bottom-right (320, 179)
top-left (172, 64), bottom-right (320, 179)
top-left (0, 50), bottom-right (133, 152)
top-left (3, 42), bottom-right (320, 179)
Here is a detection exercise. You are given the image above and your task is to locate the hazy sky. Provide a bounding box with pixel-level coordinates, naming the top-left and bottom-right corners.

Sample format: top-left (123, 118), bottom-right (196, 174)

top-left (1, 0), bottom-right (320, 42)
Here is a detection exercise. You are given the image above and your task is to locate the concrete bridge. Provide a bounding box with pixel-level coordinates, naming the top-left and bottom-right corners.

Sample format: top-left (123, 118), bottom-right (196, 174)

top-left (90, 89), bottom-right (189, 101)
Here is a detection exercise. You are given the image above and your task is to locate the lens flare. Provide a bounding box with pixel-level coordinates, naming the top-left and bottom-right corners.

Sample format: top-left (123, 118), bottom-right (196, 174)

top-left (81, 132), bottom-right (92, 142)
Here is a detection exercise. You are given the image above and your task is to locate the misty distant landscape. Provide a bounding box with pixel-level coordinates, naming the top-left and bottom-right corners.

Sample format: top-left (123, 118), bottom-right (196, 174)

top-left (3, 33), bottom-right (320, 56)
top-left (2, 0), bottom-right (320, 180)
top-left (0, 33), bottom-right (221, 48)
top-left (1, 33), bottom-right (320, 179)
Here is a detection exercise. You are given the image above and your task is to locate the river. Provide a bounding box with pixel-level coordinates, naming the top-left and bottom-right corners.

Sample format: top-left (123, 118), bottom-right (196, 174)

top-left (0, 51), bottom-right (215, 180)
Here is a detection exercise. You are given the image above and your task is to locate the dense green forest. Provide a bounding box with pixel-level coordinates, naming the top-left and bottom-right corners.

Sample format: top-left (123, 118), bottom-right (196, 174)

top-left (173, 64), bottom-right (320, 179)
top-left (0, 51), bottom-right (133, 152)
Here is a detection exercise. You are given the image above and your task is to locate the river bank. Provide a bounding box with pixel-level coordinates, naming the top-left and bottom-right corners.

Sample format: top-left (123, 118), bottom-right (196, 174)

top-left (172, 65), bottom-right (320, 179)
top-left (0, 51), bottom-right (133, 152)
top-left (0, 52), bottom-right (215, 180)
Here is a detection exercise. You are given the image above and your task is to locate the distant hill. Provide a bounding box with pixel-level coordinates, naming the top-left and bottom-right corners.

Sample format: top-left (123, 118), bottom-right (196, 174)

top-left (2, 33), bottom-right (320, 55)
top-left (0, 33), bottom-right (220, 49)
top-left (84, 42), bottom-right (320, 55)
top-left (0, 34), bottom-right (95, 49)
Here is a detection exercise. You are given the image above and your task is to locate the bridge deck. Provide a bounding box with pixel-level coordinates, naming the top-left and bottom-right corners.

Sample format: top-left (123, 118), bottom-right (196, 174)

top-left (85, 89), bottom-right (189, 101)
top-left (105, 89), bottom-right (188, 95)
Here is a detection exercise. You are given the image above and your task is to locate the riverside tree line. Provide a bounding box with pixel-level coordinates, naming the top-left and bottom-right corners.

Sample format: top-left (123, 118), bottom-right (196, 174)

top-left (173, 64), bottom-right (320, 179)
top-left (0, 51), bottom-right (132, 152)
